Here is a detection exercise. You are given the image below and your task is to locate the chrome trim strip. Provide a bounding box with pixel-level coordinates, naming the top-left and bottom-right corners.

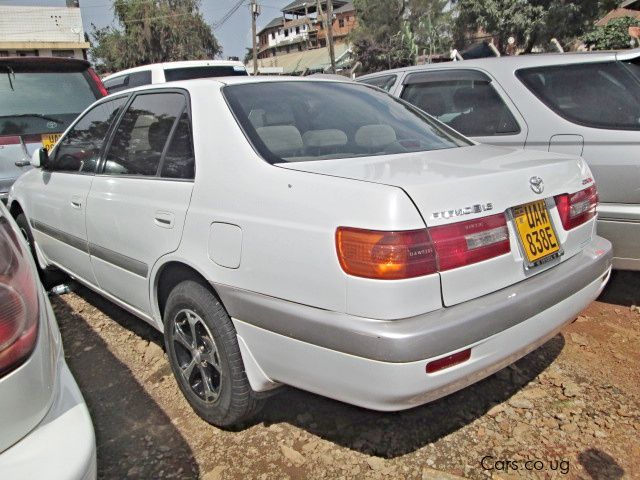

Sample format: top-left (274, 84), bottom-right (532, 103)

top-left (215, 236), bottom-right (612, 363)
top-left (30, 219), bottom-right (148, 278)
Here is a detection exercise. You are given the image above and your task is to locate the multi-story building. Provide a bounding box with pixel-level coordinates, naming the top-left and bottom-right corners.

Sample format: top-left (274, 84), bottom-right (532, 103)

top-left (0, 2), bottom-right (89, 59)
top-left (256, 1), bottom-right (356, 60)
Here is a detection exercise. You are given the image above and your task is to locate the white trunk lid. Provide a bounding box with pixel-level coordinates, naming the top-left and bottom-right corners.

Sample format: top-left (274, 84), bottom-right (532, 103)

top-left (280, 145), bottom-right (595, 306)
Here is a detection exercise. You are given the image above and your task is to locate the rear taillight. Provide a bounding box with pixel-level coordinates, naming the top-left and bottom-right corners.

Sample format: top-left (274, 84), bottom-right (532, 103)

top-left (429, 214), bottom-right (510, 271)
top-left (0, 216), bottom-right (39, 377)
top-left (336, 213), bottom-right (510, 279)
top-left (0, 136), bottom-right (20, 146)
top-left (555, 185), bottom-right (598, 230)
top-left (88, 68), bottom-right (108, 97)
top-left (336, 228), bottom-right (437, 280)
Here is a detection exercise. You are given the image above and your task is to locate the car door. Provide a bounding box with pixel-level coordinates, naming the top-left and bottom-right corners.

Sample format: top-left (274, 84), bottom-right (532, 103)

top-left (28, 96), bottom-right (127, 284)
top-left (85, 90), bottom-right (195, 315)
top-left (398, 69), bottom-right (528, 148)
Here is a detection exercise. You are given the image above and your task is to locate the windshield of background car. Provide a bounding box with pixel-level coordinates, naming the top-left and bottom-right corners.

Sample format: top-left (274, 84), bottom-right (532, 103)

top-left (0, 68), bottom-right (99, 136)
top-left (517, 61), bottom-right (640, 130)
top-left (164, 65), bottom-right (248, 82)
top-left (223, 81), bottom-right (471, 164)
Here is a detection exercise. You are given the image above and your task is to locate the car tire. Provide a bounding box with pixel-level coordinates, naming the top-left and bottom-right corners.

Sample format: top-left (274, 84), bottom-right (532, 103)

top-left (14, 212), bottom-right (67, 289)
top-left (163, 279), bottom-right (263, 428)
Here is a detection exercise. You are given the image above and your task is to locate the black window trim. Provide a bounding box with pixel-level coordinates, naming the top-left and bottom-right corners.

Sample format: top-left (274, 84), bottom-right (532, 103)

top-left (516, 61), bottom-right (640, 131)
top-left (399, 68), bottom-right (522, 137)
top-left (358, 74), bottom-right (398, 91)
top-left (46, 93), bottom-right (131, 176)
top-left (96, 87), bottom-right (195, 182)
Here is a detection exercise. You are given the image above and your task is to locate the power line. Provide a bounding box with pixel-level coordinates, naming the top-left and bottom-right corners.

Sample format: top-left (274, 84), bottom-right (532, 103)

top-left (213, 0), bottom-right (246, 30)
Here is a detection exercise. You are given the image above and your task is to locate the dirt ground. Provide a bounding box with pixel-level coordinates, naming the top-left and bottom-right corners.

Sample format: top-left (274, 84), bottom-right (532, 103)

top-left (51, 271), bottom-right (640, 480)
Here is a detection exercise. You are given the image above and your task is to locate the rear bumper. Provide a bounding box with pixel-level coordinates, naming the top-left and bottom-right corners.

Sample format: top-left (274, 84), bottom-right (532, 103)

top-left (226, 235), bottom-right (612, 410)
top-left (0, 354), bottom-right (96, 480)
top-left (598, 203), bottom-right (640, 270)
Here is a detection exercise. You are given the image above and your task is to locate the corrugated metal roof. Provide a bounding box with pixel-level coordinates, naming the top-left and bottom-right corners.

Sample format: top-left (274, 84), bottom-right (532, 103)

top-left (596, 7), bottom-right (640, 26)
top-left (281, 0), bottom-right (348, 14)
top-left (0, 6), bottom-right (86, 44)
top-left (334, 2), bottom-right (355, 14)
top-left (258, 17), bottom-right (284, 35)
top-left (254, 43), bottom-right (351, 74)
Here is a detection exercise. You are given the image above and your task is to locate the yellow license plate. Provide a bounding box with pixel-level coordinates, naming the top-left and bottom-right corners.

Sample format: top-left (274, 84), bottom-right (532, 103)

top-left (513, 200), bottom-right (561, 265)
top-left (41, 133), bottom-right (61, 151)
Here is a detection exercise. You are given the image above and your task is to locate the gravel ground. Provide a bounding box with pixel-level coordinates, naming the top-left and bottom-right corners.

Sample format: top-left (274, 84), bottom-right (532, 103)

top-left (51, 271), bottom-right (640, 480)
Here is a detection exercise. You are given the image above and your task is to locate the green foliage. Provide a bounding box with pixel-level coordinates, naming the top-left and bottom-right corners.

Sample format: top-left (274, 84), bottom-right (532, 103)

top-left (583, 16), bottom-right (640, 50)
top-left (351, 0), bottom-right (451, 73)
top-left (90, 0), bottom-right (221, 73)
top-left (452, 0), bottom-right (618, 53)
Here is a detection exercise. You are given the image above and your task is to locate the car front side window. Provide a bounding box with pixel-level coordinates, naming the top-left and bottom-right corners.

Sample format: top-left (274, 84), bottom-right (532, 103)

top-left (401, 70), bottom-right (520, 137)
top-left (103, 92), bottom-right (187, 177)
top-left (48, 96), bottom-right (127, 173)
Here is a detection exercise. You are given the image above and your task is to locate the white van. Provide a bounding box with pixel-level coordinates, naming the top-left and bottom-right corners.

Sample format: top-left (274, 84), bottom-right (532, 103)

top-left (102, 60), bottom-right (248, 94)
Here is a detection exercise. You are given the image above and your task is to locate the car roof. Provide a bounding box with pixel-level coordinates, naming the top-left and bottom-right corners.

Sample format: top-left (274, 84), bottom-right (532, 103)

top-left (358, 48), bottom-right (640, 79)
top-left (103, 75), bottom-right (356, 97)
top-left (103, 60), bottom-right (246, 80)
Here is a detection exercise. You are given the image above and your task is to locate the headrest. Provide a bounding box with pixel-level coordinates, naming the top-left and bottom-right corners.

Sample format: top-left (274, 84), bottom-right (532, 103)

top-left (248, 109), bottom-right (266, 128)
top-left (302, 129), bottom-right (348, 148)
top-left (417, 92), bottom-right (446, 117)
top-left (256, 126), bottom-right (303, 156)
top-left (355, 124), bottom-right (397, 149)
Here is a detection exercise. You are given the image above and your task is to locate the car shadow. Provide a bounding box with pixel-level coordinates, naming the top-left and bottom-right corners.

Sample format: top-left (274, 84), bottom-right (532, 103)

top-left (50, 293), bottom-right (199, 480)
top-left (597, 270), bottom-right (640, 307)
top-left (578, 448), bottom-right (625, 479)
top-left (62, 284), bottom-right (564, 459)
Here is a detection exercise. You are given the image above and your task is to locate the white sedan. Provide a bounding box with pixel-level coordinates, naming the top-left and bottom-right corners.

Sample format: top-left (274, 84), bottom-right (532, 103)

top-left (8, 77), bottom-right (612, 427)
top-left (0, 203), bottom-right (96, 479)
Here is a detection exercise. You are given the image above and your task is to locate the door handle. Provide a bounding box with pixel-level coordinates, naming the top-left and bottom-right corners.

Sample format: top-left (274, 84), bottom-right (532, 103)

top-left (15, 160), bottom-right (31, 167)
top-left (154, 211), bottom-right (175, 229)
top-left (71, 195), bottom-right (83, 209)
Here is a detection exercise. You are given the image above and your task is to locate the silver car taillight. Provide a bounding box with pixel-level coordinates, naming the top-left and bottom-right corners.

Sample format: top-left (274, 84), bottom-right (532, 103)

top-left (0, 215), bottom-right (39, 377)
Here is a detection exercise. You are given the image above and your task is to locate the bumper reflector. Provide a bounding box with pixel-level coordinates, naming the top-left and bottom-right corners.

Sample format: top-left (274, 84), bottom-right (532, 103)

top-left (426, 348), bottom-right (471, 374)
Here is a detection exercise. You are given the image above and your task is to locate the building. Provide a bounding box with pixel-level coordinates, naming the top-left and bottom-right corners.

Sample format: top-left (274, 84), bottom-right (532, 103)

top-left (596, 0), bottom-right (640, 26)
top-left (254, 0), bottom-right (357, 71)
top-left (0, 3), bottom-right (89, 59)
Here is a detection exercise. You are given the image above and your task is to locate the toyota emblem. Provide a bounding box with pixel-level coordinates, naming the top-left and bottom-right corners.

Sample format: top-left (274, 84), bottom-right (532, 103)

top-left (529, 176), bottom-right (544, 194)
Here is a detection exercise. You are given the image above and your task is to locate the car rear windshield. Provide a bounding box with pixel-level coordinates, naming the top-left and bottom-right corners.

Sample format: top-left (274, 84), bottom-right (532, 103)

top-left (517, 61), bottom-right (640, 130)
top-left (0, 67), bottom-right (98, 137)
top-left (223, 81), bottom-right (470, 164)
top-left (164, 65), bottom-right (247, 82)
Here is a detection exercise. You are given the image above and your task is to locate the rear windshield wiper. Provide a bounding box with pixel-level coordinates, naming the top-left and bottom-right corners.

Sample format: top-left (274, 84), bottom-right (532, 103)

top-left (2, 65), bottom-right (15, 90)
top-left (0, 113), bottom-right (66, 124)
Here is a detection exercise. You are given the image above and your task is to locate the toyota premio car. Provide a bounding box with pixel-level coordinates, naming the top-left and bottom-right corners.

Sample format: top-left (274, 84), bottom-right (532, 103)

top-left (0, 203), bottom-right (96, 478)
top-left (359, 49), bottom-right (640, 270)
top-left (8, 77), bottom-right (612, 427)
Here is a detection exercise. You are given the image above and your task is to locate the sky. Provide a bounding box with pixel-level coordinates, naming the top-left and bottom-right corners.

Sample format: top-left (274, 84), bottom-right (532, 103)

top-left (1, 0), bottom-right (289, 59)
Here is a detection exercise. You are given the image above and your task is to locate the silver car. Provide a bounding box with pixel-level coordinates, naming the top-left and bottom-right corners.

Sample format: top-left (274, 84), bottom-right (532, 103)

top-left (359, 49), bottom-right (640, 270)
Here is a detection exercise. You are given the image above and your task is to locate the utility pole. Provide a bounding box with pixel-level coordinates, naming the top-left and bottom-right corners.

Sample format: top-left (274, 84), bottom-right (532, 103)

top-left (251, 0), bottom-right (260, 75)
top-left (326, 0), bottom-right (336, 73)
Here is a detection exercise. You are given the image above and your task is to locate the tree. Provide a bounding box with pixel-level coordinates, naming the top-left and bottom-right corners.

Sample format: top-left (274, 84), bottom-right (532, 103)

top-left (583, 16), bottom-right (640, 50)
top-left (452, 0), bottom-right (618, 54)
top-left (351, 0), bottom-right (450, 73)
top-left (90, 0), bottom-right (221, 73)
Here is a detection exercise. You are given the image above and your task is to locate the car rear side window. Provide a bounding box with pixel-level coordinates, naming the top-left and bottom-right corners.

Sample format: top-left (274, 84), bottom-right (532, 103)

top-left (517, 62), bottom-right (640, 130)
top-left (104, 71), bottom-right (151, 94)
top-left (358, 75), bottom-right (397, 92)
top-left (164, 65), bottom-right (247, 82)
top-left (49, 96), bottom-right (127, 173)
top-left (103, 92), bottom-right (187, 177)
top-left (400, 70), bottom-right (520, 136)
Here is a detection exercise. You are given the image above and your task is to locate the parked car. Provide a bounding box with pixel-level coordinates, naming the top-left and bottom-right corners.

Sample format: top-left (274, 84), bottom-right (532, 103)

top-left (102, 60), bottom-right (248, 94)
top-left (358, 49), bottom-right (640, 270)
top-left (0, 57), bottom-right (106, 204)
top-left (8, 77), bottom-right (612, 427)
top-left (0, 202), bottom-right (96, 479)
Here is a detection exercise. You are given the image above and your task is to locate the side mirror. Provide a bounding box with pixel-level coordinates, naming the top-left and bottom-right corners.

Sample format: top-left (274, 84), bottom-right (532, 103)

top-left (31, 148), bottom-right (48, 169)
